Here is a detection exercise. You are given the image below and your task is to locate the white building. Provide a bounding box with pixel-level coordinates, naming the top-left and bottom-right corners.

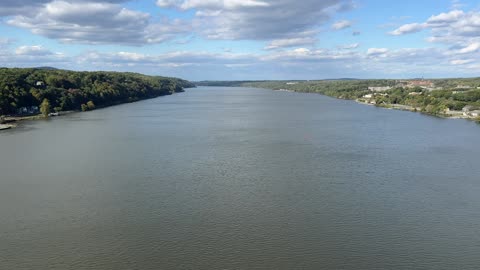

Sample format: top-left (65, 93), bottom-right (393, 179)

top-left (368, 86), bottom-right (391, 92)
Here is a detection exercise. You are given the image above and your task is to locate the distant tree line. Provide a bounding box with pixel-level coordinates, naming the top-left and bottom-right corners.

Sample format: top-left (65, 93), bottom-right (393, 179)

top-left (0, 68), bottom-right (195, 116)
top-left (197, 79), bottom-right (480, 118)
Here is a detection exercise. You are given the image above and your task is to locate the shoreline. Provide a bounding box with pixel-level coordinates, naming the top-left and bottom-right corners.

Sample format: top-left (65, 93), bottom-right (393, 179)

top-left (0, 124), bottom-right (14, 130)
top-left (263, 87), bottom-right (480, 123)
top-left (0, 68), bottom-right (195, 131)
top-left (0, 90), bottom-right (190, 131)
top-left (197, 80), bottom-right (480, 124)
top-left (354, 99), bottom-right (480, 121)
top-left (0, 111), bottom-right (75, 130)
top-left (233, 85), bottom-right (480, 124)
top-left (197, 85), bottom-right (480, 123)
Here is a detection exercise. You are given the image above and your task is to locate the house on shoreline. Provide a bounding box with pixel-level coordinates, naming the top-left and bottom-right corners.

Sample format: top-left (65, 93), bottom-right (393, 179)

top-left (462, 105), bottom-right (480, 117)
top-left (368, 86), bottom-right (391, 92)
top-left (16, 106), bottom-right (39, 115)
top-left (396, 80), bottom-right (436, 90)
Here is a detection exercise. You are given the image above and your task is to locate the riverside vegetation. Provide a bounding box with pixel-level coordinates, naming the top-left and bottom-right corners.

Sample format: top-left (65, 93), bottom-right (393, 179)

top-left (0, 68), bottom-right (194, 122)
top-left (197, 79), bottom-right (480, 122)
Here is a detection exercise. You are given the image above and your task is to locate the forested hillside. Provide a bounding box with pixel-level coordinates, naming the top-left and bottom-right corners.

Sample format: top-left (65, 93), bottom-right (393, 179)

top-left (198, 79), bottom-right (480, 119)
top-left (0, 68), bottom-right (194, 116)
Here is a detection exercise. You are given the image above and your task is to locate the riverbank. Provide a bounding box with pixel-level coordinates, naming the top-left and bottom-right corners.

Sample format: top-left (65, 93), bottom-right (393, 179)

top-left (2, 114), bottom-right (45, 123)
top-left (0, 111), bottom-right (77, 131)
top-left (356, 98), bottom-right (480, 121)
top-left (285, 89), bottom-right (480, 123)
top-left (0, 84), bottom-right (193, 131)
top-left (0, 68), bottom-right (195, 126)
top-left (0, 89), bottom-right (191, 131)
top-left (196, 80), bottom-right (480, 124)
top-left (0, 93), bottom-right (184, 131)
top-left (0, 124), bottom-right (14, 130)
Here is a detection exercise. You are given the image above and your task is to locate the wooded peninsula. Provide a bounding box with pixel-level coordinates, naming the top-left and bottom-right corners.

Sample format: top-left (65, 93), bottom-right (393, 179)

top-left (0, 68), bottom-right (194, 126)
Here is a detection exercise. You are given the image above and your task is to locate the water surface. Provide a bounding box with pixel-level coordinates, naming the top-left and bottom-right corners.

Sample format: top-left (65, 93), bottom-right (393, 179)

top-left (1, 86), bottom-right (480, 269)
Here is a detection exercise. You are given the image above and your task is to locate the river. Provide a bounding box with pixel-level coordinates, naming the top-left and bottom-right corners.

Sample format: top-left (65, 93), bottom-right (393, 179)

top-left (1, 86), bottom-right (480, 269)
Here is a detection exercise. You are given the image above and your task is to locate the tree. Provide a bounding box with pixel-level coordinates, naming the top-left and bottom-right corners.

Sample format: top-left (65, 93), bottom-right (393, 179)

top-left (0, 68), bottom-right (188, 115)
top-left (40, 98), bottom-right (51, 117)
top-left (86, 100), bottom-right (95, 110)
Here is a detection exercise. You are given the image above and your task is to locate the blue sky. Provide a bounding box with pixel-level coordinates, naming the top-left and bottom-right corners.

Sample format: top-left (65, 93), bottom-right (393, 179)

top-left (1, 0), bottom-right (480, 80)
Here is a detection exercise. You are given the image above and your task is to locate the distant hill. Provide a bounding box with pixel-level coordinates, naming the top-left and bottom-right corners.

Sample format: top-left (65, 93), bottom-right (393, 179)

top-left (34, 66), bottom-right (59, 70)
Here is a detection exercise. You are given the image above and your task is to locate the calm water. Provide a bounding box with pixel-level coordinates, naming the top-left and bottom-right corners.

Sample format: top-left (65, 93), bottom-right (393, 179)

top-left (1, 86), bottom-right (480, 269)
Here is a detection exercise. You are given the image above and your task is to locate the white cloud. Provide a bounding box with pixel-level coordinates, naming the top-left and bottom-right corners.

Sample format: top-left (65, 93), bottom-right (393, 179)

top-left (156, 0), bottom-right (179, 8)
top-left (340, 43), bottom-right (359, 49)
top-left (158, 0), bottom-right (354, 40)
top-left (457, 42), bottom-right (480, 54)
top-left (3, 0), bottom-right (354, 47)
top-left (367, 48), bottom-right (388, 57)
top-left (179, 0), bottom-right (270, 10)
top-left (0, 38), bottom-right (15, 50)
top-left (389, 23), bottom-right (426, 35)
top-left (1, 43), bottom-right (477, 80)
top-left (15, 45), bottom-right (55, 56)
top-left (332, 20), bottom-right (352, 30)
top-left (450, 59), bottom-right (474, 65)
top-left (264, 36), bottom-right (316, 50)
top-left (7, 1), bottom-right (190, 45)
top-left (0, 0), bottom-right (129, 16)
top-left (157, 0), bottom-right (272, 10)
top-left (261, 47), bottom-right (359, 62)
top-left (0, 45), bottom-right (68, 69)
top-left (78, 50), bottom-right (257, 68)
top-left (115, 52), bottom-right (146, 61)
top-left (390, 9), bottom-right (480, 48)
top-left (426, 10), bottom-right (464, 25)
top-left (89, 46), bottom-right (476, 79)
top-left (390, 10), bottom-right (466, 36)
